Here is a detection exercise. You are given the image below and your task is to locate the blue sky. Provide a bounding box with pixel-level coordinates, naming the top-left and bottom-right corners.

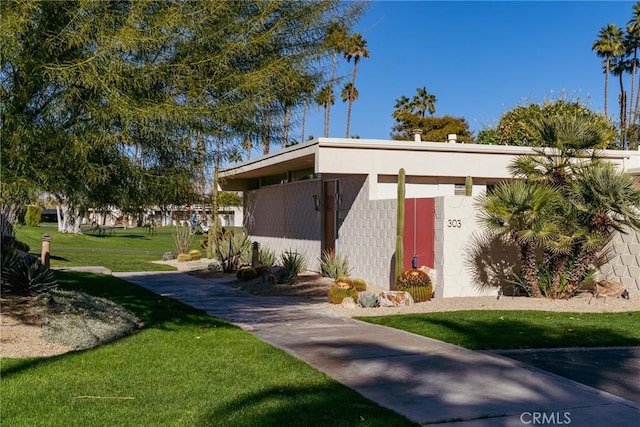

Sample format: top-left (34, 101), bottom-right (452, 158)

top-left (300, 0), bottom-right (638, 141)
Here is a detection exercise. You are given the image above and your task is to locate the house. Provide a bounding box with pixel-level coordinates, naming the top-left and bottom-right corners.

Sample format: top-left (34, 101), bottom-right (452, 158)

top-left (219, 137), bottom-right (640, 295)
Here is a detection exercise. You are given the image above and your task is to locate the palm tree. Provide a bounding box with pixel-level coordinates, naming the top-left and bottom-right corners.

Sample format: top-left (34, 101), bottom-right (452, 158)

top-left (412, 87), bottom-right (437, 117)
top-left (341, 82), bottom-right (359, 137)
top-left (392, 95), bottom-right (412, 122)
top-left (477, 181), bottom-right (560, 298)
top-left (611, 56), bottom-right (630, 148)
top-left (593, 24), bottom-right (625, 118)
top-left (316, 85), bottom-right (335, 136)
top-left (343, 32), bottom-right (369, 138)
top-left (323, 22), bottom-right (348, 137)
top-left (628, 3), bottom-right (640, 130)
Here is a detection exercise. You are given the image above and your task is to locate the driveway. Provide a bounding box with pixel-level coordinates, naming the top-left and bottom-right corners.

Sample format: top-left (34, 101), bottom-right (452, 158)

top-left (493, 347), bottom-right (640, 403)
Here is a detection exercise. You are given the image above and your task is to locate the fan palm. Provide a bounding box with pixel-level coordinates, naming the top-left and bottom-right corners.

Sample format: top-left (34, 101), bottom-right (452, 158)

top-left (343, 32), bottom-right (369, 137)
top-left (629, 3), bottom-right (640, 128)
top-left (322, 22), bottom-right (348, 137)
top-left (412, 87), bottom-right (437, 117)
top-left (592, 24), bottom-right (625, 118)
top-left (392, 95), bottom-right (412, 122)
top-left (567, 162), bottom-right (640, 286)
top-left (341, 82), bottom-right (359, 126)
top-left (477, 181), bottom-right (561, 297)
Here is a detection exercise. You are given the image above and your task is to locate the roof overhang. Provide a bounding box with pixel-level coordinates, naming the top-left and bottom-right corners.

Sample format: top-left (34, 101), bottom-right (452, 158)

top-left (219, 138), bottom-right (640, 190)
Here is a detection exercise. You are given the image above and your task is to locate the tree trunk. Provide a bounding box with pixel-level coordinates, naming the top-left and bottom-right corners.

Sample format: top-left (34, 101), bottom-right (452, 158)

top-left (326, 53), bottom-right (337, 137)
top-left (57, 198), bottom-right (81, 234)
top-left (604, 58), bottom-right (610, 118)
top-left (301, 101), bottom-right (307, 142)
top-left (550, 255), bottom-right (568, 299)
top-left (345, 62), bottom-right (358, 138)
top-left (520, 242), bottom-right (542, 298)
top-left (282, 106), bottom-right (291, 148)
top-left (629, 48), bottom-right (637, 130)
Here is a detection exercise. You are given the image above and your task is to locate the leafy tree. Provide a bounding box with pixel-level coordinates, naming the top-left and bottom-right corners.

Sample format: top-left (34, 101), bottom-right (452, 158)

top-left (475, 127), bottom-right (500, 144)
top-left (343, 32), bottom-right (369, 138)
top-left (391, 87), bottom-right (472, 142)
top-left (494, 100), bottom-right (617, 147)
top-left (1, 1), bottom-right (363, 233)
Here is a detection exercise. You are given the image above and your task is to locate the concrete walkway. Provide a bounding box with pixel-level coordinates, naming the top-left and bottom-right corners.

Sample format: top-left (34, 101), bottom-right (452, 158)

top-left (115, 271), bottom-right (640, 426)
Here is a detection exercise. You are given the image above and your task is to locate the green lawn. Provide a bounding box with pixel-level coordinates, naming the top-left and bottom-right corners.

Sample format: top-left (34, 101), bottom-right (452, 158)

top-left (357, 310), bottom-right (640, 350)
top-left (1, 272), bottom-right (416, 427)
top-left (15, 225), bottom-right (206, 272)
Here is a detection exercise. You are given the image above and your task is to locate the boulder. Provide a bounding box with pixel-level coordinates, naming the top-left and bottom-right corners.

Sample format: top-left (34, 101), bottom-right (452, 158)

top-left (594, 281), bottom-right (628, 299)
top-left (341, 297), bottom-right (357, 309)
top-left (379, 291), bottom-right (414, 307)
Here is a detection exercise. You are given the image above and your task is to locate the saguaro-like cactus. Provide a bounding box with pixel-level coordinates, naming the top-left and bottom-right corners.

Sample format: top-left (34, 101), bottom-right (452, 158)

top-left (465, 176), bottom-right (473, 196)
top-left (395, 168), bottom-right (406, 280)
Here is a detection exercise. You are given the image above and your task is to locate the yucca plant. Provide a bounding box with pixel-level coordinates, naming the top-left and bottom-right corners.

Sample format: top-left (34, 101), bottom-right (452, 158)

top-left (319, 249), bottom-right (351, 279)
top-left (279, 249), bottom-right (307, 284)
top-left (173, 225), bottom-right (194, 255)
top-left (215, 229), bottom-right (252, 272)
top-left (5, 257), bottom-right (58, 296)
top-left (258, 245), bottom-right (277, 267)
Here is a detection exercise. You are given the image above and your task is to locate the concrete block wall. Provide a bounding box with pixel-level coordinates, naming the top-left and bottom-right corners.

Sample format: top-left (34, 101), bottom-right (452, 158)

top-left (337, 175), bottom-right (398, 288)
top-left (434, 196), bottom-right (494, 297)
top-left (601, 230), bottom-right (640, 290)
top-left (245, 179), bottom-right (322, 271)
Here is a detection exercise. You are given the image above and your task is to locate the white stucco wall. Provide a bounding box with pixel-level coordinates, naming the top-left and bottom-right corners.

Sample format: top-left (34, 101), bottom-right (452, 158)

top-left (434, 196), bottom-right (495, 298)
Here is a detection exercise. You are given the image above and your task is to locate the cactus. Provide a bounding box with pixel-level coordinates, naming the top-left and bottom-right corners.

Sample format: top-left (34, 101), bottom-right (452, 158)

top-left (395, 168), bottom-right (406, 280)
top-left (189, 249), bottom-right (202, 261)
top-left (177, 253), bottom-right (191, 262)
top-left (335, 276), bottom-right (353, 288)
top-left (237, 267), bottom-right (258, 281)
top-left (465, 176), bottom-right (473, 196)
top-left (396, 269), bottom-right (433, 302)
top-left (358, 292), bottom-right (380, 308)
top-left (352, 278), bottom-right (367, 292)
top-left (328, 283), bottom-right (358, 304)
top-left (402, 285), bottom-right (433, 302)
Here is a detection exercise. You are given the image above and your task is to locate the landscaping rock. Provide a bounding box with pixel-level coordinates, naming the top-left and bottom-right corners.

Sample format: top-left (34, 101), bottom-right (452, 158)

top-left (341, 297), bottom-right (357, 309)
top-left (162, 251), bottom-right (176, 261)
top-left (379, 291), bottom-right (414, 307)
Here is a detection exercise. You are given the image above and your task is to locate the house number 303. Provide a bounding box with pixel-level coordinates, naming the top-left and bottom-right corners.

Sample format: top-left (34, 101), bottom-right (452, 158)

top-left (447, 219), bottom-right (462, 228)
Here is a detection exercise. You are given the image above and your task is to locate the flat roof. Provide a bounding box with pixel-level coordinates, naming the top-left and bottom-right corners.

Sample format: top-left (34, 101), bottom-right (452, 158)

top-left (219, 137), bottom-right (640, 189)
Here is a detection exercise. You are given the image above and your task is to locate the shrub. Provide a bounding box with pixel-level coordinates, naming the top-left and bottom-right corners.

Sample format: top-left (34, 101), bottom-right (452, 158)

top-left (279, 250), bottom-right (307, 284)
top-left (215, 228), bottom-right (251, 272)
top-left (4, 257), bottom-right (58, 296)
top-left (328, 282), bottom-right (358, 304)
top-left (395, 269), bottom-right (433, 302)
top-left (352, 278), bottom-right (367, 292)
top-left (358, 293), bottom-right (380, 308)
top-left (24, 205), bottom-right (42, 227)
top-left (258, 245), bottom-right (277, 267)
top-left (319, 249), bottom-right (351, 279)
top-left (173, 225), bottom-right (194, 255)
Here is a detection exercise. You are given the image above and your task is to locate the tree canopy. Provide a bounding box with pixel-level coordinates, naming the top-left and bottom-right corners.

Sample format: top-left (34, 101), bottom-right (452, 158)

top-left (1, 0), bottom-right (363, 231)
top-left (476, 99), bottom-right (617, 147)
top-left (390, 88), bottom-right (472, 142)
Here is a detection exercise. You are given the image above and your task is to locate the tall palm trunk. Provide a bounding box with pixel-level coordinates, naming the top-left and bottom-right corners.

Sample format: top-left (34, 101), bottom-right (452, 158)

top-left (282, 106), bottom-right (291, 149)
top-left (629, 49), bottom-right (637, 129)
top-left (301, 101), bottom-right (307, 142)
top-left (604, 57), bottom-right (611, 118)
top-left (325, 52), bottom-right (337, 137)
top-left (345, 61), bottom-right (357, 138)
